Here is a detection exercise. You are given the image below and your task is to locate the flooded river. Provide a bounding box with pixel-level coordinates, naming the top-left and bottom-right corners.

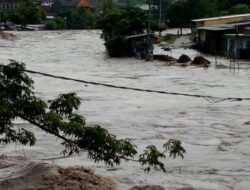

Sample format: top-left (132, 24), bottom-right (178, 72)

top-left (1, 30), bottom-right (250, 190)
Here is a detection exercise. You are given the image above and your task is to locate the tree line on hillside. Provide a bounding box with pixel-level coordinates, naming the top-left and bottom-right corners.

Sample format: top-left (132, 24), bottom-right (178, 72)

top-left (165, 0), bottom-right (250, 29)
top-left (0, 0), bottom-right (249, 57)
top-left (0, 0), bottom-right (249, 30)
top-left (0, 0), bottom-right (250, 29)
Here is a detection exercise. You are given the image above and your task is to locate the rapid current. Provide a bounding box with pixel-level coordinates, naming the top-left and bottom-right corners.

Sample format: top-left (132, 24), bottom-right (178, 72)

top-left (0, 30), bottom-right (250, 190)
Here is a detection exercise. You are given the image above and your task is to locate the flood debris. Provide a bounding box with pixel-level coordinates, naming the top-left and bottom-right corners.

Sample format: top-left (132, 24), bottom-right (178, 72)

top-left (244, 121), bottom-right (250, 125)
top-left (190, 56), bottom-right (210, 67)
top-left (177, 54), bottom-right (192, 63)
top-left (153, 54), bottom-right (176, 62)
top-left (162, 46), bottom-right (171, 51)
top-left (215, 64), bottom-right (228, 69)
top-left (130, 185), bottom-right (165, 190)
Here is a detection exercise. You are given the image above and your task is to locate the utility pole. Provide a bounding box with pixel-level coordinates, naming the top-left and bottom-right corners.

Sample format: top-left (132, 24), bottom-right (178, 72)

top-left (146, 0), bottom-right (153, 61)
top-left (159, 0), bottom-right (162, 24)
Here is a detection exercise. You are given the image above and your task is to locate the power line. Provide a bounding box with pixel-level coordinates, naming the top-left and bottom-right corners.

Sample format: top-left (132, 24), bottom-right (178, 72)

top-left (24, 69), bottom-right (250, 103)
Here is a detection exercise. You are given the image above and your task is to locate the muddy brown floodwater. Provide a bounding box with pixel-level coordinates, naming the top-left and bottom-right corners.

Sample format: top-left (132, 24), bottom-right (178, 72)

top-left (0, 30), bottom-right (250, 190)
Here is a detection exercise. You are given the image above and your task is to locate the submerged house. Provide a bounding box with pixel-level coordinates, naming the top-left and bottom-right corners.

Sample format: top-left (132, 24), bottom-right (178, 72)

top-left (192, 14), bottom-right (250, 59)
top-left (224, 33), bottom-right (250, 59)
top-left (126, 33), bottom-right (160, 58)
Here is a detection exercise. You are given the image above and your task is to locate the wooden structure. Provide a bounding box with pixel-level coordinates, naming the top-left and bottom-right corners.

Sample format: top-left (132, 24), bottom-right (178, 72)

top-left (224, 34), bottom-right (250, 59)
top-left (126, 33), bottom-right (160, 58)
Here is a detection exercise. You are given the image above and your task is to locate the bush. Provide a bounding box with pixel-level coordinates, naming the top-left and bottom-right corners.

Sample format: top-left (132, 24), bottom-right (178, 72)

top-left (45, 17), bottom-right (65, 30)
top-left (104, 35), bottom-right (128, 57)
top-left (45, 20), bottom-right (57, 30)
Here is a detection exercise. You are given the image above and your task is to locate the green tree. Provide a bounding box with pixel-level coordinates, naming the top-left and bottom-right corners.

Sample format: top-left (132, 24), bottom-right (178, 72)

top-left (99, 0), bottom-right (118, 14)
top-left (0, 11), bottom-right (7, 24)
top-left (0, 60), bottom-right (186, 172)
top-left (227, 4), bottom-right (250, 14)
top-left (58, 8), bottom-right (95, 29)
top-left (217, 0), bottom-right (234, 10)
top-left (9, 0), bottom-right (45, 28)
top-left (45, 17), bottom-right (65, 30)
top-left (98, 7), bottom-right (148, 57)
top-left (165, 0), bottom-right (219, 29)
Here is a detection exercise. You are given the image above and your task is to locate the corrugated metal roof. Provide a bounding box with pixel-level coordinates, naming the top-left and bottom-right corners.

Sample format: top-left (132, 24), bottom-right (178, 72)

top-left (197, 25), bottom-right (234, 31)
top-left (192, 13), bottom-right (250, 22)
top-left (224, 33), bottom-right (250, 37)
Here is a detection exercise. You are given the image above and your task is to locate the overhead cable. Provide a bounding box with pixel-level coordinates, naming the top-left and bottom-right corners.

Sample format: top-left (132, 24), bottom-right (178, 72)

top-left (24, 69), bottom-right (250, 103)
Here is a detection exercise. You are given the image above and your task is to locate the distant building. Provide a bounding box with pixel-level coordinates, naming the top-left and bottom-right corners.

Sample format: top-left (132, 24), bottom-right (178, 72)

top-left (0, 0), bottom-right (19, 11)
top-left (41, 0), bottom-right (54, 13)
top-left (0, 0), bottom-right (41, 12)
top-left (77, 0), bottom-right (92, 9)
top-left (49, 0), bottom-right (93, 13)
top-left (126, 33), bottom-right (160, 58)
top-left (192, 14), bottom-right (250, 59)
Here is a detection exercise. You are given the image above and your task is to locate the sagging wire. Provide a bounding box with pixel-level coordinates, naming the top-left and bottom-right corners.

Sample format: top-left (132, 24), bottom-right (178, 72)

top-left (21, 69), bottom-right (250, 103)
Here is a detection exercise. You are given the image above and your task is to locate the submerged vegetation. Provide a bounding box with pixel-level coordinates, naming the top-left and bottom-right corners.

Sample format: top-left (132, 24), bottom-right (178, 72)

top-left (0, 60), bottom-right (186, 172)
top-left (97, 7), bottom-right (149, 57)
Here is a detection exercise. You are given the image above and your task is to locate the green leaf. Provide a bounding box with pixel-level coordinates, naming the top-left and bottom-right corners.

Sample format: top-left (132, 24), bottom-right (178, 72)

top-left (163, 139), bottom-right (186, 159)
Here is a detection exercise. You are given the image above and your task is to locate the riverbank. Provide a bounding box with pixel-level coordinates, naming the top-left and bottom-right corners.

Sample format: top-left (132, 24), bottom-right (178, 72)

top-left (0, 155), bottom-right (117, 190)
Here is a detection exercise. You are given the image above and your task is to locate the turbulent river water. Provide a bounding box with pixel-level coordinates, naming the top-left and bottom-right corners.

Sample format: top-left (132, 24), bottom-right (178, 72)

top-left (0, 30), bottom-right (250, 190)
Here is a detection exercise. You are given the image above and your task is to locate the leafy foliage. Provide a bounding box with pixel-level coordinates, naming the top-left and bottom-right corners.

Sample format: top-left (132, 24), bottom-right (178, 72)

top-left (164, 0), bottom-right (250, 28)
top-left (98, 7), bottom-right (148, 57)
top-left (166, 0), bottom-right (218, 28)
top-left (8, 0), bottom-right (45, 27)
top-left (0, 60), bottom-right (186, 172)
top-left (98, 0), bottom-right (118, 14)
top-left (0, 11), bottom-right (7, 23)
top-left (225, 4), bottom-right (250, 15)
top-left (55, 8), bottom-right (96, 29)
top-left (45, 17), bottom-right (65, 30)
top-left (65, 8), bottom-right (96, 29)
top-left (139, 145), bottom-right (166, 172)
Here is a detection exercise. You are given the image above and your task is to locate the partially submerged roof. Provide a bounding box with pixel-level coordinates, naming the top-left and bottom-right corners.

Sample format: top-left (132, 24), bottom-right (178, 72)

top-left (77, 0), bottom-right (93, 8)
top-left (197, 25), bottom-right (234, 31)
top-left (192, 13), bottom-right (250, 23)
top-left (126, 33), bottom-right (159, 40)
